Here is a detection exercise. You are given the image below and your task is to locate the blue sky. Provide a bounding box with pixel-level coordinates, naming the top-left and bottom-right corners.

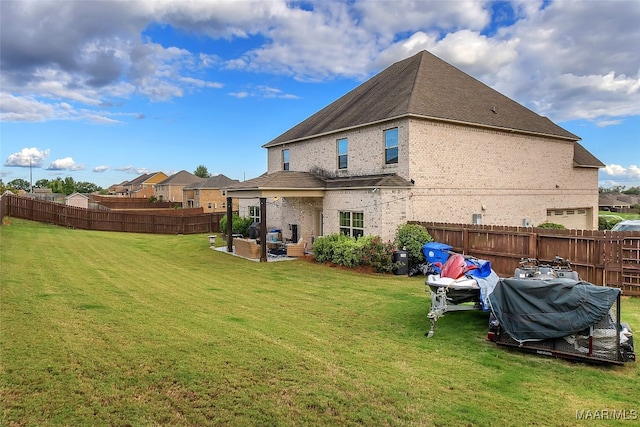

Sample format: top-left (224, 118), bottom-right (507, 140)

top-left (1, 0), bottom-right (639, 190)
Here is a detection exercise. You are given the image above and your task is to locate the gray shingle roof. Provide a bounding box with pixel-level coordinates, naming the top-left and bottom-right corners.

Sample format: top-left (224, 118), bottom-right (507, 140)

top-left (127, 173), bottom-right (153, 186)
top-left (225, 171), bottom-right (326, 190)
top-left (573, 142), bottom-right (605, 168)
top-left (183, 174), bottom-right (239, 190)
top-left (264, 50), bottom-right (579, 147)
top-left (158, 170), bottom-right (204, 186)
top-left (224, 171), bottom-right (412, 191)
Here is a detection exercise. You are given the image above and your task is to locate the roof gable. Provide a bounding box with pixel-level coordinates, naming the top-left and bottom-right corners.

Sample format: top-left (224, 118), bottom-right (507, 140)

top-left (127, 173), bottom-right (153, 186)
top-left (264, 50), bottom-right (579, 147)
top-left (183, 174), bottom-right (240, 190)
top-left (65, 192), bottom-right (89, 200)
top-left (158, 170), bottom-right (204, 186)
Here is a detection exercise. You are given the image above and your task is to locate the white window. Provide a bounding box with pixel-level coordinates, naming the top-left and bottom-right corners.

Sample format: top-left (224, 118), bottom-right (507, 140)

top-left (384, 128), bottom-right (398, 164)
top-left (337, 138), bottom-right (348, 169)
top-left (339, 211), bottom-right (364, 238)
top-left (282, 149), bottom-right (290, 171)
top-left (249, 206), bottom-right (260, 222)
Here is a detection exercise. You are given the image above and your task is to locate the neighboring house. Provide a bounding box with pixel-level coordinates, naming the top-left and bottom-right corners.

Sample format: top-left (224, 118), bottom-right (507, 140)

top-left (155, 170), bottom-right (204, 203)
top-left (182, 174), bottom-right (240, 212)
top-left (65, 192), bottom-right (89, 208)
top-left (599, 193), bottom-right (639, 212)
top-left (130, 172), bottom-right (169, 198)
top-left (118, 172), bottom-right (168, 198)
top-left (225, 50), bottom-right (604, 243)
top-left (108, 181), bottom-right (128, 196)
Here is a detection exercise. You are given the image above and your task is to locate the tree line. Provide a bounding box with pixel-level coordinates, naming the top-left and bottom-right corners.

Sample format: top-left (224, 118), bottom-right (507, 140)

top-left (0, 177), bottom-right (105, 196)
top-left (0, 165), bottom-right (212, 196)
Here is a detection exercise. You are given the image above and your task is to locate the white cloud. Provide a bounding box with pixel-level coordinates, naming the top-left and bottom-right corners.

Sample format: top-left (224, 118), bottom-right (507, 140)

top-left (490, 1), bottom-right (640, 122)
top-left (601, 164), bottom-right (640, 187)
top-left (228, 85), bottom-right (299, 99)
top-left (47, 157), bottom-right (84, 171)
top-left (1, 0), bottom-right (638, 127)
top-left (114, 165), bottom-right (150, 175)
top-left (4, 147), bottom-right (50, 167)
top-left (93, 166), bottom-right (110, 173)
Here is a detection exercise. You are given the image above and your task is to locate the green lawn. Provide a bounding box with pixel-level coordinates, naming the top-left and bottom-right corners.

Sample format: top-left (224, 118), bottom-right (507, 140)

top-left (599, 211), bottom-right (640, 220)
top-left (1, 218), bottom-right (639, 426)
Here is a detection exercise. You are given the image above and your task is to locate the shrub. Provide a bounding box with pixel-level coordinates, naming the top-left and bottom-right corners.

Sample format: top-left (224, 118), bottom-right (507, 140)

top-left (536, 222), bottom-right (566, 229)
top-left (599, 217), bottom-right (623, 231)
top-left (220, 215), bottom-right (253, 236)
top-left (332, 237), bottom-right (360, 268)
top-left (312, 233), bottom-right (397, 272)
top-left (312, 233), bottom-right (352, 264)
top-left (395, 223), bottom-right (433, 268)
top-left (358, 235), bottom-right (396, 273)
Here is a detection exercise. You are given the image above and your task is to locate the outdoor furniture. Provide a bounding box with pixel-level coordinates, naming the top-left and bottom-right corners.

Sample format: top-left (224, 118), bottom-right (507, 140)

top-left (233, 238), bottom-right (260, 259)
top-left (286, 238), bottom-right (306, 257)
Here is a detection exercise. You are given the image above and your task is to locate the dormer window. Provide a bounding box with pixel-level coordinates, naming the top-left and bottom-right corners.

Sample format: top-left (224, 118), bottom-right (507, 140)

top-left (384, 128), bottom-right (398, 164)
top-left (282, 149), bottom-right (290, 171)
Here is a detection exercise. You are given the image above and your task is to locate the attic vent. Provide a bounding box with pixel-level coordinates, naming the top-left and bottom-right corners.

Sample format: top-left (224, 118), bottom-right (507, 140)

top-left (491, 106), bottom-right (497, 114)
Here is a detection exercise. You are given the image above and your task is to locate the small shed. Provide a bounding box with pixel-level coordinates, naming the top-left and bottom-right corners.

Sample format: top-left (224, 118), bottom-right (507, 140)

top-left (65, 192), bottom-right (89, 209)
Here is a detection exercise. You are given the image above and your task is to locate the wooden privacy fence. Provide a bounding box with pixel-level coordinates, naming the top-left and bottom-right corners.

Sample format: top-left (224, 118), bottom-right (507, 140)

top-left (412, 221), bottom-right (640, 296)
top-left (92, 195), bottom-right (181, 210)
top-left (1, 194), bottom-right (225, 235)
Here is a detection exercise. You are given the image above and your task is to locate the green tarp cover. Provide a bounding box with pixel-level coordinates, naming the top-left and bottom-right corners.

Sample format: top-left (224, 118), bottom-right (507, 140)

top-left (488, 278), bottom-right (620, 342)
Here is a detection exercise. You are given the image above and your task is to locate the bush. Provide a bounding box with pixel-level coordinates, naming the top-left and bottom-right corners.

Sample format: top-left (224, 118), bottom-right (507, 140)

top-left (599, 216), bottom-right (623, 231)
top-left (220, 215), bottom-right (253, 237)
top-left (395, 223), bottom-right (433, 268)
top-left (358, 235), bottom-right (396, 273)
top-left (332, 237), bottom-right (360, 268)
top-left (312, 233), bottom-right (397, 273)
top-left (536, 222), bottom-right (566, 229)
top-left (312, 233), bottom-right (346, 263)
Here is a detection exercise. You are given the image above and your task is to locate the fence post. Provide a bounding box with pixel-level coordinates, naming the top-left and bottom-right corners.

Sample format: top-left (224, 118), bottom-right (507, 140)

top-left (528, 231), bottom-right (538, 259)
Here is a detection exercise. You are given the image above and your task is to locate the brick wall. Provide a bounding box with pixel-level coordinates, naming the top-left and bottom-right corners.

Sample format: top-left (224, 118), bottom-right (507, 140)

top-left (264, 117), bottom-right (599, 234)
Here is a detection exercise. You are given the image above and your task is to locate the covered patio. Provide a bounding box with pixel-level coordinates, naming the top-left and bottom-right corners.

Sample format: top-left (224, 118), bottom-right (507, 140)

top-left (223, 171), bottom-right (325, 262)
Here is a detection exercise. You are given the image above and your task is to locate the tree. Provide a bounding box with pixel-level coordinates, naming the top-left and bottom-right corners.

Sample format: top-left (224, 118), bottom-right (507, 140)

top-left (194, 165), bottom-right (211, 178)
top-left (76, 181), bottom-right (102, 194)
top-left (34, 179), bottom-right (50, 189)
top-left (48, 178), bottom-right (64, 194)
top-left (61, 177), bottom-right (77, 195)
top-left (7, 178), bottom-right (30, 191)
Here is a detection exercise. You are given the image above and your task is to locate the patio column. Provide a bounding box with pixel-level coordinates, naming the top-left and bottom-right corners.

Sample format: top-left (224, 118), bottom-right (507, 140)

top-left (259, 197), bottom-right (267, 262)
top-left (226, 196), bottom-right (233, 254)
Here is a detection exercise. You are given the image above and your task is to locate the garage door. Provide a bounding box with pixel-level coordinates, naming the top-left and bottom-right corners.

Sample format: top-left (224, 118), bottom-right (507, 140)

top-left (546, 208), bottom-right (591, 229)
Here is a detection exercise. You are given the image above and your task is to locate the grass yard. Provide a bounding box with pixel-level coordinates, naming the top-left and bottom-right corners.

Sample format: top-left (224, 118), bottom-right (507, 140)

top-left (599, 211), bottom-right (640, 221)
top-left (1, 218), bottom-right (639, 426)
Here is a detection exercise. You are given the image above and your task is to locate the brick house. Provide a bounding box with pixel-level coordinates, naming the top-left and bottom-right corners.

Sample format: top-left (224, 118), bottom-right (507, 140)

top-left (155, 170), bottom-right (204, 203)
top-left (182, 174), bottom-right (240, 212)
top-left (129, 172), bottom-right (168, 198)
top-left (111, 172), bottom-right (168, 198)
top-left (225, 50), bottom-right (604, 243)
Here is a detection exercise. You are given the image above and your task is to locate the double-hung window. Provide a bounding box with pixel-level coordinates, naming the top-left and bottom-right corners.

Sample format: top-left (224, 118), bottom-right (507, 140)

top-left (337, 138), bottom-right (348, 169)
top-left (282, 149), bottom-right (290, 171)
top-left (249, 206), bottom-right (260, 222)
top-left (339, 211), bottom-right (364, 238)
top-left (384, 128), bottom-right (398, 164)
